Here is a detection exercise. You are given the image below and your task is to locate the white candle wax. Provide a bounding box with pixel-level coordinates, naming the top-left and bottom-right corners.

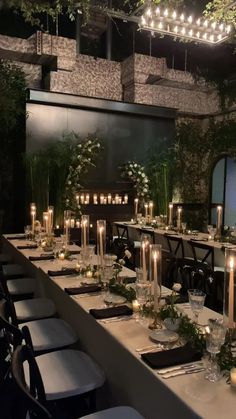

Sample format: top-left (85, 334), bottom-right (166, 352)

top-left (230, 368), bottom-right (236, 387)
top-left (93, 194), bottom-right (98, 204)
top-left (132, 300), bottom-right (140, 313)
top-left (134, 198), bottom-right (138, 216)
top-left (142, 242), bottom-right (147, 282)
top-left (217, 205), bottom-right (223, 230)
top-left (31, 210), bottom-right (35, 234)
top-left (86, 194), bottom-right (90, 204)
top-left (177, 207), bottom-right (182, 230)
top-left (108, 194), bottom-right (112, 204)
top-left (58, 252), bottom-right (65, 260)
top-left (82, 221), bottom-right (87, 248)
top-left (124, 194), bottom-right (128, 204)
top-left (153, 251), bottom-right (158, 311)
top-left (100, 194), bottom-right (104, 204)
top-left (99, 227), bottom-right (104, 265)
top-left (169, 203), bottom-right (173, 226)
top-left (144, 204), bottom-right (148, 218)
top-left (65, 219), bottom-right (69, 247)
top-left (228, 257), bottom-right (235, 328)
top-left (149, 202), bottom-right (153, 219)
top-left (80, 194), bottom-right (85, 204)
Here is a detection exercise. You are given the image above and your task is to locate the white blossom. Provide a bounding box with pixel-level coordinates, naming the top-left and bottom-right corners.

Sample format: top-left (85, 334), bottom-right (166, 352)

top-left (172, 283), bottom-right (182, 292)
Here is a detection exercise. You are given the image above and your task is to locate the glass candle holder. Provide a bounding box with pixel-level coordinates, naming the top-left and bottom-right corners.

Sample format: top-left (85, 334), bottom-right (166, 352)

top-left (81, 215), bottom-right (89, 249)
top-left (223, 248), bottom-right (236, 332)
top-left (149, 244), bottom-right (162, 312)
top-left (64, 210), bottom-right (71, 249)
top-left (30, 202), bottom-right (36, 235)
top-left (97, 220), bottom-right (106, 267)
top-left (48, 205), bottom-right (54, 235)
top-left (140, 235), bottom-right (150, 282)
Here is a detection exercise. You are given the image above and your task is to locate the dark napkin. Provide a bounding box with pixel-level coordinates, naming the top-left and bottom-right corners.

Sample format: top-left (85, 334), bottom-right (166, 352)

top-left (48, 268), bottom-right (78, 277)
top-left (90, 305), bottom-right (133, 320)
top-left (141, 343), bottom-right (202, 369)
top-left (29, 255), bottom-right (54, 261)
top-left (17, 244), bottom-right (38, 250)
top-left (65, 285), bottom-right (101, 295)
top-left (69, 250), bottom-right (80, 255)
top-left (6, 235), bottom-right (26, 240)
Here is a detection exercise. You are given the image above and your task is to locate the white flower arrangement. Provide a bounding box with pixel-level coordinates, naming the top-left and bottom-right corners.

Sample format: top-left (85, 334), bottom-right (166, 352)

top-left (121, 161), bottom-right (150, 200)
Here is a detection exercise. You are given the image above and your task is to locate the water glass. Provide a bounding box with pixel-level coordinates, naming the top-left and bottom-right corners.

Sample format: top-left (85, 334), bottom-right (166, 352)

top-left (24, 225), bottom-right (31, 240)
top-left (188, 289), bottom-right (206, 324)
top-left (205, 318), bottom-right (226, 382)
top-left (135, 268), bottom-right (151, 307)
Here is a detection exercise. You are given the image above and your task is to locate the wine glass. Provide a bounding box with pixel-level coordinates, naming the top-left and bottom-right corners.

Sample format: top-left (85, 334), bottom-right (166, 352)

top-left (135, 268), bottom-right (151, 326)
top-left (207, 225), bottom-right (216, 241)
top-left (205, 318), bottom-right (226, 382)
top-left (188, 289), bottom-right (206, 324)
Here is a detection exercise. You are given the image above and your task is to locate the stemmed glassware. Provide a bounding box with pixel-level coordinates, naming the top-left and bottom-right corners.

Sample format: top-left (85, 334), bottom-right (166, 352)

top-left (188, 289), bottom-right (206, 324)
top-left (135, 267), bottom-right (151, 325)
top-left (205, 318), bottom-right (226, 382)
top-left (207, 225), bottom-right (216, 241)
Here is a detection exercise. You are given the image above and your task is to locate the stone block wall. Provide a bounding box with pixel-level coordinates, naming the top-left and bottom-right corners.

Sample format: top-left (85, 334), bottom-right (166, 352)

top-left (0, 32), bottom-right (224, 115)
top-left (11, 61), bottom-right (42, 89)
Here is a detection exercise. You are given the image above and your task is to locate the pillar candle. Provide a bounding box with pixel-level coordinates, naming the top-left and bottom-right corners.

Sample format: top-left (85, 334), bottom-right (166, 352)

top-left (144, 203), bottom-right (148, 218)
top-left (80, 194), bottom-right (85, 205)
top-left (81, 215), bottom-right (89, 249)
top-left (100, 194), bottom-right (104, 204)
top-left (228, 257), bottom-right (235, 329)
top-left (177, 206), bottom-right (182, 231)
top-left (134, 198), bottom-right (138, 217)
top-left (93, 194), bottom-right (98, 204)
top-left (217, 205), bottom-right (223, 231)
top-left (86, 194), bottom-right (90, 204)
top-left (168, 203), bottom-right (173, 226)
top-left (149, 201), bottom-right (154, 219)
top-left (108, 194), bottom-right (112, 204)
top-left (124, 194), bottom-right (128, 204)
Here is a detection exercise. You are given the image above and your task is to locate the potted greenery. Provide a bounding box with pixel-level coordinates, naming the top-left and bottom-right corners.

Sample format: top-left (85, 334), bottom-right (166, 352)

top-left (160, 283), bottom-right (182, 331)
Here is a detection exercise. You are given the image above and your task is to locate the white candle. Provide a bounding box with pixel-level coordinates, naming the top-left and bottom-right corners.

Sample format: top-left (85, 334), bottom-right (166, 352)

top-left (80, 194), bottom-right (85, 205)
top-left (115, 194), bottom-right (119, 204)
top-left (144, 203), bottom-right (148, 218)
top-left (217, 205), bottom-right (223, 231)
top-left (70, 219), bottom-right (75, 228)
top-left (177, 206), bottom-right (182, 231)
top-left (230, 368), bottom-right (236, 388)
top-left (30, 203), bottom-right (36, 235)
top-left (86, 194), bottom-right (90, 204)
top-left (108, 194), bottom-right (112, 204)
top-left (103, 197), bottom-right (107, 205)
top-left (141, 242), bottom-right (147, 282)
top-left (134, 198), bottom-right (138, 217)
top-left (93, 194), bottom-right (98, 204)
top-left (228, 257), bottom-right (235, 329)
top-left (100, 194), bottom-right (104, 204)
top-left (132, 299), bottom-right (140, 313)
top-left (58, 252), bottom-right (65, 260)
top-left (48, 206), bottom-right (54, 234)
top-left (99, 226), bottom-right (104, 265)
top-left (149, 201), bottom-right (153, 219)
top-left (43, 213), bottom-right (49, 235)
top-left (76, 194), bottom-right (79, 203)
top-left (169, 203), bottom-right (173, 226)
top-left (118, 197), bottom-right (122, 204)
top-left (86, 270), bottom-right (93, 278)
top-left (124, 194), bottom-right (128, 204)
top-left (82, 221), bottom-right (87, 248)
top-left (76, 221), bottom-right (80, 228)
top-left (153, 251), bottom-right (158, 311)
top-left (65, 219), bottom-right (69, 247)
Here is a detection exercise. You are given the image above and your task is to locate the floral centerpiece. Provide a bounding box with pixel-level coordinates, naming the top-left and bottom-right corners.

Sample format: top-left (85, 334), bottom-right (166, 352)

top-left (120, 161), bottom-right (150, 201)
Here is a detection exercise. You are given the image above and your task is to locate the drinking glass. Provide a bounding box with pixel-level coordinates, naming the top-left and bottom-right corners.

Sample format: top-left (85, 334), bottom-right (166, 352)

top-left (102, 254), bottom-right (114, 291)
top-left (207, 225), bottom-right (216, 241)
top-left (205, 318), bottom-right (226, 382)
top-left (181, 222), bottom-right (187, 234)
top-left (135, 268), bottom-right (151, 325)
top-left (188, 289), bottom-right (206, 324)
top-left (24, 225), bottom-right (31, 240)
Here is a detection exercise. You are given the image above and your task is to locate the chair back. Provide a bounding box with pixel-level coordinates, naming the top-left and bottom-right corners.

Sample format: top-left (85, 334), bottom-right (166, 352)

top-left (165, 234), bottom-right (184, 258)
top-left (0, 298), bottom-right (22, 349)
top-left (116, 224), bottom-right (129, 240)
top-left (188, 240), bottom-right (214, 269)
top-left (11, 345), bottom-right (52, 419)
top-left (139, 228), bottom-right (155, 244)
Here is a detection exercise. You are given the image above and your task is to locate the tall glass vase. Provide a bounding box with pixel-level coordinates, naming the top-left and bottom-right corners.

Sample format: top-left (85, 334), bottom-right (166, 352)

top-left (81, 215), bottom-right (89, 249)
top-left (140, 235), bottom-right (150, 282)
top-left (149, 244), bottom-right (162, 329)
top-left (64, 210), bottom-right (71, 249)
top-left (97, 220), bottom-right (106, 267)
top-left (223, 248), bottom-right (236, 338)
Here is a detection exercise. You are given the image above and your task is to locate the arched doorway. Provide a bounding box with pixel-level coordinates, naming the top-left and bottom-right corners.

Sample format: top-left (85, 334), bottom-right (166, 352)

top-left (211, 157), bottom-right (236, 226)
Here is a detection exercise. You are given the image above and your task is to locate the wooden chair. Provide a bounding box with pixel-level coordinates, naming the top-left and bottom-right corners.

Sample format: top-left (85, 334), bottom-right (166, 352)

top-left (11, 345), bottom-right (144, 419)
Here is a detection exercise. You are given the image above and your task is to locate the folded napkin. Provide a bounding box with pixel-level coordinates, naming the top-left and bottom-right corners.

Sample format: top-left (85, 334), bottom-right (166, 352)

top-left (191, 238), bottom-right (208, 242)
top-left (89, 305), bottom-right (133, 320)
top-left (6, 235), bottom-right (26, 240)
top-left (141, 343), bottom-right (202, 369)
top-left (48, 268), bottom-right (78, 277)
top-left (29, 255), bottom-right (54, 261)
top-left (17, 244), bottom-right (38, 250)
top-left (65, 285), bottom-right (101, 295)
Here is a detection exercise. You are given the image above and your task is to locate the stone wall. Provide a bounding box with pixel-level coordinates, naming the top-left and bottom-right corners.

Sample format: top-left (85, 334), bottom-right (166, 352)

top-left (0, 32), bottom-right (223, 116)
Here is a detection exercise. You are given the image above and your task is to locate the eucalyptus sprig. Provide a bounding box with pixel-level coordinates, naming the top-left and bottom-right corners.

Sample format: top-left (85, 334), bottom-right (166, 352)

top-left (108, 277), bottom-right (136, 303)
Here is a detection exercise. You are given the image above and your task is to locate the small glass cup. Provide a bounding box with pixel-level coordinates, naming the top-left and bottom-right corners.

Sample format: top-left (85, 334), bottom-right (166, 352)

top-left (205, 318), bottom-right (226, 382)
top-left (24, 225), bottom-right (31, 240)
top-left (181, 222), bottom-right (187, 234)
top-left (188, 289), bottom-right (206, 324)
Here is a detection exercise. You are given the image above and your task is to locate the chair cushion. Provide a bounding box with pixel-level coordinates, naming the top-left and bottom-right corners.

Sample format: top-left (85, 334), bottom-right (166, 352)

top-left (214, 266), bottom-right (224, 272)
top-left (80, 406), bottom-right (145, 419)
top-left (0, 253), bottom-right (12, 264)
top-left (14, 298), bottom-right (56, 322)
top-left (23, 349), bottom-right (105, 400)
top-left (20, 318), bottom-right (77, 352)
top-left (7, 277), bottom-right (35, 296)
top-left (2, 264), bottom-right (25, 278)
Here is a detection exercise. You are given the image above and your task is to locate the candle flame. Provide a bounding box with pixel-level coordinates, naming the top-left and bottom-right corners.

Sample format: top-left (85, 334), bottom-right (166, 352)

top-left (99, 226), bottom-right (103, 233)
top-left (153, 251), bottom-right (158, 261)
top-left (169, 203), bottom-right (173, 208)
top-left (229, 257), bottom-right (234, 270)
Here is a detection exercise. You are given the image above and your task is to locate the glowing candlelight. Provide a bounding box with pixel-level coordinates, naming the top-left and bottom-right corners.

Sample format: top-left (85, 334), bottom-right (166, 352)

top-left (177, 206), bottom-right (182, 231)
top-left (86, 270), bottom-right (93, 278)
top-left (134, 198), bottom-right (139, 218)
top-left (108, 194), bottom-right (112, 204)
top-left (86, 194), bottom-right (90, 204)
top-left (58, 252), bottom-right (65, 261)
top-left (149, 201), bottom-right (154, 219)
top-left (30, 203), bottom-right (36, 235)
top-left (230, 368), bottom-right (236, 388)
top-left (153, 251), bottom-right (158, 311)
top-left (93, 194), bottom-right (98, 204)
top-left (115, 194), bottom-right (119, 204)
top-left (228, 257), bottom-right (235, 329)
top-left (43, 212), bottom-right (49, 235)
top-left (97, 220), bottom-right (106, 267)
top-left (48, 206), bottom-right (54, 235)
top-left (81, 215), bottom-right (89, 249)
top-left (168, 203), bottom-right (173, 226)
top-left (144, 203), bottom-right (148, 218)
top-left (124, 194), bottom-right (128, 204)
top-left (132, 299), bottom-right (140, 314)
top-left (100, 194), bottom-right (104, 204)
top-left (217, 205), bottom-right (223, 231)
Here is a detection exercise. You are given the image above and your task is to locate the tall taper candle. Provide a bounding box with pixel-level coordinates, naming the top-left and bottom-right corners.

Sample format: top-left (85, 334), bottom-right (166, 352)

top-left (168, 203), bottom-right (173, 226)
top-left (177, 206), bottom-right (182, 231)
top-left (149, 201), bottom-right (153, 220)
top-left (217, 205), bottom-right (223, 231)
top-left (229, 257), bottom-right (235, 329)
top-left (134, 198), bottom-right (138, 218)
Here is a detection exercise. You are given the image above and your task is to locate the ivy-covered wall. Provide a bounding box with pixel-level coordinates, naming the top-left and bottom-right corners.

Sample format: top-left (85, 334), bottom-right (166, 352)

top-left (172, 118), bottom-right (236, 228)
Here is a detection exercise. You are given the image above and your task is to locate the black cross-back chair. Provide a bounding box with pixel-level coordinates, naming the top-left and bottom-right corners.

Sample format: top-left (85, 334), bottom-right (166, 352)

top-left (164, 234), bottom-right (194, 291)
top-left (187, 240), bottom-right (223, 310)
top-left (116, 224), bottom-right (129, 240)
top-left (138, 228), bottom-right (155, 244)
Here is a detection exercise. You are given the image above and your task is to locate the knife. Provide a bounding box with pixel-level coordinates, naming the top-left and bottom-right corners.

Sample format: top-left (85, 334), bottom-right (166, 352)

top-left (161, 367), bottom-right (205, 379)
top-left (157, 362), bottom-right (204, 375)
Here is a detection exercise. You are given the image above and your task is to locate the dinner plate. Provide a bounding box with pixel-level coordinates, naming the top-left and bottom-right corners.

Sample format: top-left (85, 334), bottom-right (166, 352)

top-left (149, 329), bottom-right (179, 343)
top-left (104, 292), bottom-right (127, 304)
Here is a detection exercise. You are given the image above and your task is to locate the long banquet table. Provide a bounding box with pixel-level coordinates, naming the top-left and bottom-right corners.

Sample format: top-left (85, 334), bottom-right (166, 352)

top-left (114, 221), bottom-right (230, 268)
top-left (2, 235), bottom-right (236, 419)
